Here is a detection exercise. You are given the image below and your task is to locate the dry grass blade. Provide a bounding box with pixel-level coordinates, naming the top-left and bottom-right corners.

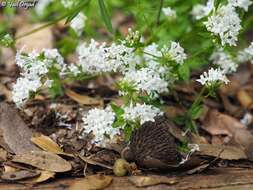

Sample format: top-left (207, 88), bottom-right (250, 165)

top-left (65, 89), bottom-right (103, 106)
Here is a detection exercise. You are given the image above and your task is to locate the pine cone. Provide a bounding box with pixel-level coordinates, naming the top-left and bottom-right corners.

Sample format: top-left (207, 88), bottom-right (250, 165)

top-left (122, 116), bottom-right (182, 170)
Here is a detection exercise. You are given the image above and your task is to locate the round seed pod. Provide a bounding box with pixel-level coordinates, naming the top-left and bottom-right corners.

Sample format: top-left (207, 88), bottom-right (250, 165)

top-left (122, 116), bottom-right (182, 170)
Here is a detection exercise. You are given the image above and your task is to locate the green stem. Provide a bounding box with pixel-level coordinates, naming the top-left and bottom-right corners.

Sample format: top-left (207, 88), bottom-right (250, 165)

top-left (191, 86), bottom-right (206, 109)
top-left (156, 0), bottom-right (164, 25)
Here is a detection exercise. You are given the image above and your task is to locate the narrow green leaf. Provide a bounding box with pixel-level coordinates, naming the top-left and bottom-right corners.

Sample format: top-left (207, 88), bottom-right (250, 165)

top-left (98, 0), bottom-right (113, 33)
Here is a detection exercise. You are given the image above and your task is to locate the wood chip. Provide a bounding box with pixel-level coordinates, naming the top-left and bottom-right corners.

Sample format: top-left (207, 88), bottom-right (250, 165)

top-left (12, 151), bottom-right (72, 172)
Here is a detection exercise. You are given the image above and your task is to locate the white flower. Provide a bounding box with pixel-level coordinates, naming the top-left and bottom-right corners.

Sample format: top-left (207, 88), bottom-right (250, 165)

top-left (144, 43), bottom-right (162, 60)
top-left (204, 4), bottom-right (241, 46)
top-left (123, 28), bottom-right (142, 46)
top-left (13, 49), bottom-right (66, 107)
top-left (161, 41), bottom-right (187, 64)
top-left (162, 7), bottom-right (177, 19)
top-left (197, 68), bottom-right (229, 86)
top-left (229, 0), bottom-right (252, 11)
top-left (35, 0), bottom-right (53, 16)
top-left (191, 0), bottom-right (214, 20)
top-left (82, 107), bottom-right (119, 146)
top-left (210, 49), bottom-right (238, 73)
top-left (61, 0), bottom-right (74, 8)
top-left (123, 103), bottom-right (162, 125)
top-left (237, 42), bottom-right (253, 63)
top-left (12, 77), bottom-right (42, 107)
top-left (68, 64), bottom-right (81, 76)
top-left (122, 68), bottom-right (168, 98)
top-left (70, 12), bottom-right (87, 36)
top-left (77, 39), bottom-right (134, 74)
top-left (240, 112), bottom-right (252, 125)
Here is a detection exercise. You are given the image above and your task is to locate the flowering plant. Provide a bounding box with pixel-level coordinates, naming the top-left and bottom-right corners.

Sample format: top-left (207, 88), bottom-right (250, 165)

top-left (1, 0), bottom-right (253, 147)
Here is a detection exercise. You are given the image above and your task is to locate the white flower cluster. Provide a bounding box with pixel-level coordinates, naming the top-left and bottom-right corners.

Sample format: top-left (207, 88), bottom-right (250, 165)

top-left (123, 28), bottom-right (142, 47)
top-left (70, 12), bottom-right (87, 36)
top-left (204, 0), bottom-right (252, 46)
top-left (204, 4), bottom-right (241, 46)
top-left (12, 49), bottom-right (65, 107)
top-left (191, 0), bottom-right (214, 20)
top-left (237, 42), bottom-right (253, 64)
top-left (122, 68), bottom-right (168, 98)
top-left (197, 68), bottom-right (229, 86)
top-left (123, 103), bottom-right (162, 125)
top-left (229, 0), bottom-right (252, 11)
top-left (82, 107), bottom-right (120, 146)
top-left (210, 49), bottom-right (238, 73)
top-left (161, 41), bottom-right (187, 64)
top-left (77, 39), bottom-right (135, 74)
top-left (162, 7), bottom-right (177, 19)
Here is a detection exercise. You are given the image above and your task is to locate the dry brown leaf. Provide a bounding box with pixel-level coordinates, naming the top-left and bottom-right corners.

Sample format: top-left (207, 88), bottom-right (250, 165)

top-left (0, 148), bottom-right (7, 162)
top-left (128, 176), bottom-right (177, 187)
top-left (79, 156), bottom-right (113, 170)
top-left (65, 89), bottom-right (103, 106)
top-left (237, 90), bottom-right (253, 108)
top-left (12, 151), bottom-right (72, 172)
top-left (31, 134), bottom-right (73, 157)
top-left (15, 24), bottom-right (53, 53)
top-left (197, 144), bottom-right (247, 160)
top-left (22, 171), bottom-right (55, 184)
top-left (203, 109), bottom-right (253, 151)
top-left (1, 170), bottom-right (40, 181)
top-left (0, 103), bottom-right (40, 154)
top-left (203, 109), bottom-right (246, 137)
top-left (69, 175), bottom-right (112, 190)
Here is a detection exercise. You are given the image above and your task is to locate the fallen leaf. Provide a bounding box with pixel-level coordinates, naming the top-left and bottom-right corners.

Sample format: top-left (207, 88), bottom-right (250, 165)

top-left (0, 103), bottom-right (40, 154)
top-left (22, 171), bottom-right (55, 184)
top-left (196, 144), bottom-right (247, 160)
top-left (237, 90), bottom-right (253, 108)
top-left (203, 109), bottom-right (246, 137)
top-left (69, 175), bottom-right (112, 190)
top-left (128, 176), bottom-right (177, 187)
top-left (203, 109), bottom-right (253, 150)
top-left (65, 89), bottom-right (103, 106)
top-left (0, 148), bottom-right (7, 162)
top-left (12, 151), bottom-right (72, 172)
top-left (31, 134), bottom-right (73, 157)
top-left (1, 170), bottom-right (40, 181)
top-left (15, 24), bottom-right (53, 53)
top-left (0, 84), bottom-right (12, 102)
top-left (79, 156), bottom-right (113, 170)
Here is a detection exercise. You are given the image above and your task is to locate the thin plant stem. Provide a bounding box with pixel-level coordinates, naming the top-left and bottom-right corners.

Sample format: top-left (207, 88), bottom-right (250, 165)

top-left (156, 0), bottom-right (164, 25)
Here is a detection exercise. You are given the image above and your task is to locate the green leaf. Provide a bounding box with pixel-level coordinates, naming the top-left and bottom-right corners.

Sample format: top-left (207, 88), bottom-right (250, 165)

top-left (110, 103), bottom-right (124, 116)
top-left (178, 63), bottom-right (190, 81)
top-left (98, 0), bottom-right (113, 33)
top-left (65, 0), bottom-right (90, 24)
top-left (189, 104), bottom-right (203, 120)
